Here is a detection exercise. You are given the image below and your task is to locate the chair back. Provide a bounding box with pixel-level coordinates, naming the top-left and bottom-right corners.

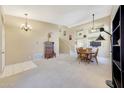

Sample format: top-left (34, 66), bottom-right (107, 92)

top-left (76, 48), bottom-right (80, 54)
top-left (86, 48), bottom-right (92, 51)
top-left (79, 48), bottom-right (86, 54)
top-left (94, 48), bottom-right (99, 57)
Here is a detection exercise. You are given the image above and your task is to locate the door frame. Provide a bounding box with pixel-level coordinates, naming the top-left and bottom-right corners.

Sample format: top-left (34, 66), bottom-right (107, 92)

top-left (0, 6), bottom-right (5, 73)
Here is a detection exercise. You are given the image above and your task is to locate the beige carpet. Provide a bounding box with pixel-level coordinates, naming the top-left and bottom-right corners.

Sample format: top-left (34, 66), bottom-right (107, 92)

top-left (0, 54), bottom-right (111, 88)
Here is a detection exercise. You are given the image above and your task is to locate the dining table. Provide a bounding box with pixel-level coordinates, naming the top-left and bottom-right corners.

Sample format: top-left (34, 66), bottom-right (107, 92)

top-left (79, 49), bottom-right (95, 63)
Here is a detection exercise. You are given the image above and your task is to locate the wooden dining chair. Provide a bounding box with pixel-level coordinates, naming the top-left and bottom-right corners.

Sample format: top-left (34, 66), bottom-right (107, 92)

top-left (78, 48), bottom-right (87, 64)
top-left (76, 48), bottom-right (80, 54)
top-left (83, 48), bottom-right (92, 61)
top-left (92, 48), bottom-right (99, 64)
top-left (76, 48), bottom-right (80, 60)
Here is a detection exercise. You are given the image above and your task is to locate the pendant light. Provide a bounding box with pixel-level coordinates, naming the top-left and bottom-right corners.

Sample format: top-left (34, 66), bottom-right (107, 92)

top-left (91, 14), bottom-right (97, 32)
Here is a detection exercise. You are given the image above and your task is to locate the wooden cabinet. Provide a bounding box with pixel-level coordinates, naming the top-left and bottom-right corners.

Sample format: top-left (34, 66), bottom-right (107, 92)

top-left (44, 41), bottom-right (55, 59)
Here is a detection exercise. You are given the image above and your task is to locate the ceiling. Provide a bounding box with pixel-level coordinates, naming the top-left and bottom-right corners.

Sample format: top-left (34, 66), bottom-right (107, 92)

top-left (2, 5), bottom-right (113, 27)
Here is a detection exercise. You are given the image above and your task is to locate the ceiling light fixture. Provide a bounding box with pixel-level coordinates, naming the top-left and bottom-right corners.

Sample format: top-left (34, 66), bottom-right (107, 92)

top-left (91, 14), bottom-right (97, 33)
top-left (20, 13), bottom-right (32, 31)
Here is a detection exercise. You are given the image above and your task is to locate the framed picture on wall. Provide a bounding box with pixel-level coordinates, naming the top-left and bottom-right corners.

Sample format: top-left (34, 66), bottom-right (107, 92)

top-left (79, 32), bottom-right (82, 36)
top-left (69, 35), bottom-right (72, 40)
top-left (63, 31), bottom-right (66, 36)
top-left (90, 41), bottom-right (101, 47)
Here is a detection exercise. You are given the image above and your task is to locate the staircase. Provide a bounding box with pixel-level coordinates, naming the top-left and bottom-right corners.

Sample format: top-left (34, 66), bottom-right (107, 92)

top-left (59, 38), bottom-right (76, 56)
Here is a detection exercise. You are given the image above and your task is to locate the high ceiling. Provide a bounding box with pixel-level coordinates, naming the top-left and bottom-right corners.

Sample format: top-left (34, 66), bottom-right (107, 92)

top-left (3, 5), bottom-right (113, 27)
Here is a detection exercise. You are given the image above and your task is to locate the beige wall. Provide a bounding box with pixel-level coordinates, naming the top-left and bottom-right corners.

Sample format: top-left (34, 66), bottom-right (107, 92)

top-left (59, 16), bottom-right (111, 57)
top-left (5, 15), bottom-right (59, 65)
top-left (71, 16), bottom-right (111, 57)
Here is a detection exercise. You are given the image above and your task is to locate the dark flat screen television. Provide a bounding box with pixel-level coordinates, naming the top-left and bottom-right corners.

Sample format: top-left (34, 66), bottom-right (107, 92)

top-left (90, 41), bottom-right (101, 47)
